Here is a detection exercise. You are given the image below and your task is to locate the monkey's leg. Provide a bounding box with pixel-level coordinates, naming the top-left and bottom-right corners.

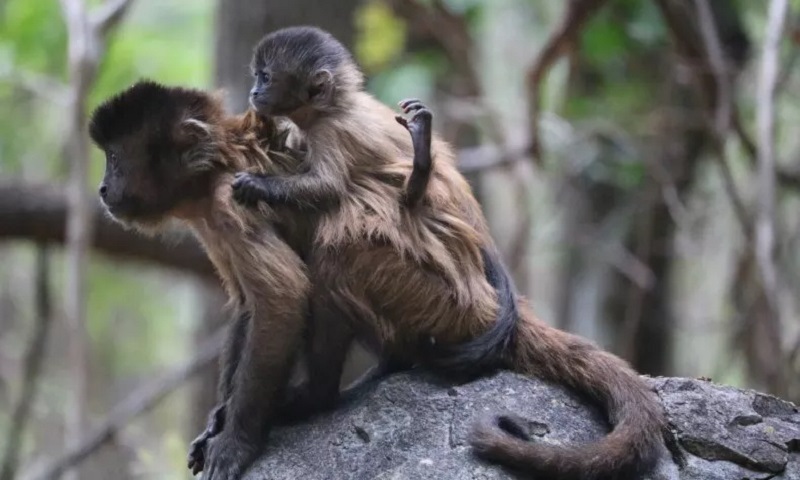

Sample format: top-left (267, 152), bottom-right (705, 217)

top-left (395, 99), bottom-right (433, 208)
top-left (204, 239), bottom-right (309, 480)
top-left (276, 290), bottom-right (355, 424)
top-left (187, 310), bottom-right (249, 475)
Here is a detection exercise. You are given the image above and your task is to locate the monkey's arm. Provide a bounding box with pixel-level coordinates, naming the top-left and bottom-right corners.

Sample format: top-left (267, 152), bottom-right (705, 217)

top-left (395, 99), bottom-right (434, 208)
top-left (187, 310), bottom-right (249, 475)
top-left (203, 235), bottom-right (309, 480)
top-left (231, 158), bottom-right (347, 212)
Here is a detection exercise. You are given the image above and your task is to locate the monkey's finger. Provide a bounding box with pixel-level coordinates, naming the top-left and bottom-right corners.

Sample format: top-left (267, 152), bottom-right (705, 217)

top-left (394, 115), bottom-right (409, 129)
top-left (398, 98), bottom-right (421, 109)
top-left (401, 101), bottom-right (426, 114)
top-left (231, 172), bottom-right (249, 187)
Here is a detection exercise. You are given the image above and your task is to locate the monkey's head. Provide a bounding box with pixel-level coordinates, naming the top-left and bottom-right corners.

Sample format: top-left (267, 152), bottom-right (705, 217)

top-left (249, 26), bottom-right (364, 119)
top-left (89, 80), bottom-right (224, 230)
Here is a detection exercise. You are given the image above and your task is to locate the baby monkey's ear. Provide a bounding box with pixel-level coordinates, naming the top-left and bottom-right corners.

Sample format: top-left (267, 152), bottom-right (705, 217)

top-left (308, 69), bottom-right (334, 102)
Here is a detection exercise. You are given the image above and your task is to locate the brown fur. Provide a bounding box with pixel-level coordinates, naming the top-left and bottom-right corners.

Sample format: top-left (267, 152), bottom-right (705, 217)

top-left (243, 26), bottom-right (667, 479)
top-left (89, 82), bottom-right (310, 479)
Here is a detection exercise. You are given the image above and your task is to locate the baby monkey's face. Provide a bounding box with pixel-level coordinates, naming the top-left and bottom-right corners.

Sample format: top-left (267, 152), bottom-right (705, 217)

top-left (248, 67), bottom-right (309, 117)
top-left (249, 26), bottom-right (346, 121)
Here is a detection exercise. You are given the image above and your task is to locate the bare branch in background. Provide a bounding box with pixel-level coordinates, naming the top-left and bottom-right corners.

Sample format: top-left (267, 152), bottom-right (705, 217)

top-left (0, 246), bottom-right (53, 480)
top-left (755, 0), bottom-right (788, 324)
top-left (57, 1), bottom-right (135, 476)
top-left (90, 0), bottom-right (133, 37)
top-left (58, 1), bottom-right (95, 474)
top-left (456, 144), bottom-right (528, 174)
top-left (387, 0), bottom-right (503, 143)
top-left (21, 328), bottom-right (226, 480)
top-left (0, 182), bottom-right (214, 278)
top-left (693, 0), bottom-right (754, 240)
top-left (695, 0), bottom-right (732, 135)
top-left (525, 0), bottom-right (609, 162)
top-left (656, 0), bottom-right (751, 241)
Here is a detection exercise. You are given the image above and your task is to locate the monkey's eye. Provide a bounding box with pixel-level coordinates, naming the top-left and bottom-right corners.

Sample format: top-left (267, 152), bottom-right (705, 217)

top-left (106, 151), bottom-right (117, 163)
top-left (258, 71), bottom-right (272, 85)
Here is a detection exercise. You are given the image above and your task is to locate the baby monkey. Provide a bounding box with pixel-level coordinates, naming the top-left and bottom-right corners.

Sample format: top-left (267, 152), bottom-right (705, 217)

top-left (234, 25), bottom-right (667, 480)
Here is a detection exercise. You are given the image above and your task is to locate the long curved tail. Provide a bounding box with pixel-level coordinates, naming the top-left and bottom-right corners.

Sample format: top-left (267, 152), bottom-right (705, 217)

top-left (470, 304), bottom-right (666, 479)
top-left (421, 246), bottom-right (518, 377)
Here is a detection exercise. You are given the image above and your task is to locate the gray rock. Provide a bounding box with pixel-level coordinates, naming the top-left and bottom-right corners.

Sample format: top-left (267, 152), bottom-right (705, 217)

top-left (243, 372), bottom-right (800, 480)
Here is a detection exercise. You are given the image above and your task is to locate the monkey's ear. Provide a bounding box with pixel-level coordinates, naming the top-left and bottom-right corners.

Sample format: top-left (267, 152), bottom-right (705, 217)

top-left (180, 118), bottom-right (213, 139)
top-left (309, 69), bottom-right (334, 102)
top-left (175, 118), bottom-right (214, 150)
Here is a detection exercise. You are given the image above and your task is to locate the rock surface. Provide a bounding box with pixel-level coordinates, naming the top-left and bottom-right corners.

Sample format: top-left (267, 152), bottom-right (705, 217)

top-left (243, 371), bottom-right (800, 479)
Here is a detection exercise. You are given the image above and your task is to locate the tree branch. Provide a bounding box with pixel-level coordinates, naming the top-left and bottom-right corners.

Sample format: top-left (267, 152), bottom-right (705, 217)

top-left (755, 0), bottom-right (788, 318)
top-left (526, 0), bottom-right (609, 161)
top-left (21, 328), bottom-right (226, 480)
top-left (0, 182), bottom-right (215, 278)
top-left (90, 0), bottom-right (133, 37)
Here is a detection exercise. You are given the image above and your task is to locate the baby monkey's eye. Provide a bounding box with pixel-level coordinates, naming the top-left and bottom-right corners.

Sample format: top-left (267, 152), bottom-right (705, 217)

top-left (258, 71), bottom-right (272, 85)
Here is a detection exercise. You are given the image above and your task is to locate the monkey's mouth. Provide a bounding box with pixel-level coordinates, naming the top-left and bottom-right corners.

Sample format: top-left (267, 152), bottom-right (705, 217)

top-left (102, 199), bottom-right (159, 226)
top-left (249, 97), bottom-right (274, 114)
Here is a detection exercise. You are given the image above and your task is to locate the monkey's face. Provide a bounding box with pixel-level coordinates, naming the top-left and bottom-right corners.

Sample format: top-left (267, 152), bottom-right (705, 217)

top-left (90, 80), bottom-right (221, 230)
top-left (97, 133), bottom-right (192, 228)
top-left (249, 69), bottom-right (309, 116)
top-left (250, 27), bottom-right (346, 120)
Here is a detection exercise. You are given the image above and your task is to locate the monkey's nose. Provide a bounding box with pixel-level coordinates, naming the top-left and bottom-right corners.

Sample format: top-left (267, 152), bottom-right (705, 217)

top-left (99, 184), bottom-right (108, 198)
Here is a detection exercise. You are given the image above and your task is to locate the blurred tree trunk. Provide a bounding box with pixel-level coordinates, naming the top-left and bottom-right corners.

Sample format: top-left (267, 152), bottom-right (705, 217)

top-left (193, 0), bottom-right (364, 435)
top-left (557, 1), bottom-right (749, 376)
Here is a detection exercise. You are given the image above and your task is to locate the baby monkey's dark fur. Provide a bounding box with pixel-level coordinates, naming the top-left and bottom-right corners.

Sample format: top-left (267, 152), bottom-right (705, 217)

top-left (236, 25), bottom-right (667, 480)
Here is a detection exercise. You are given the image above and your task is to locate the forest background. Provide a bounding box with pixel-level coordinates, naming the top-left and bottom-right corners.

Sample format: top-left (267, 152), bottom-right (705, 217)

top-left (0, 0), bottom-right (798, 478)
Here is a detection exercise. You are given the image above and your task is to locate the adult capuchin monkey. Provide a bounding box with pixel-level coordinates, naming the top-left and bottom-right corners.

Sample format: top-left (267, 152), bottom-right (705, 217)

top-left (231, 25), bottom-right (667, 480)
top-left (88, 82), bottom-right (312, 480)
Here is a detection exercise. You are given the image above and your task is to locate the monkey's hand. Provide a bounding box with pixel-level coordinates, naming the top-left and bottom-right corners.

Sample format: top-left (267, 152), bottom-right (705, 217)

top-left (187, 403), bottom-right (226, 475)
top-left (231, 172), bottom-right (277, 207)
top-left (203, 430), bottom-right (260, 480)
top-left (395, 98), bottom-right (432, 153)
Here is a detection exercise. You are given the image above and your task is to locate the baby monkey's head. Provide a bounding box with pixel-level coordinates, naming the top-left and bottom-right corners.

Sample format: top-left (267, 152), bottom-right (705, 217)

top-left (249, 26), bottom-right (364, 119)
top-left (89, 80), bottom-right (224, 229)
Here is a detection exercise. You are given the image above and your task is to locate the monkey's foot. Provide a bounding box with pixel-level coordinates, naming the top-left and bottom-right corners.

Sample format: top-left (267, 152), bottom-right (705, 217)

top-left (203, 432), bottom-right (259, 480)
top-left (395, 98), bottom-right (433, 147)
top-left (231, 172), bottom-right (273, 207)
top-left (187, 404), bottom-right (227, 475)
